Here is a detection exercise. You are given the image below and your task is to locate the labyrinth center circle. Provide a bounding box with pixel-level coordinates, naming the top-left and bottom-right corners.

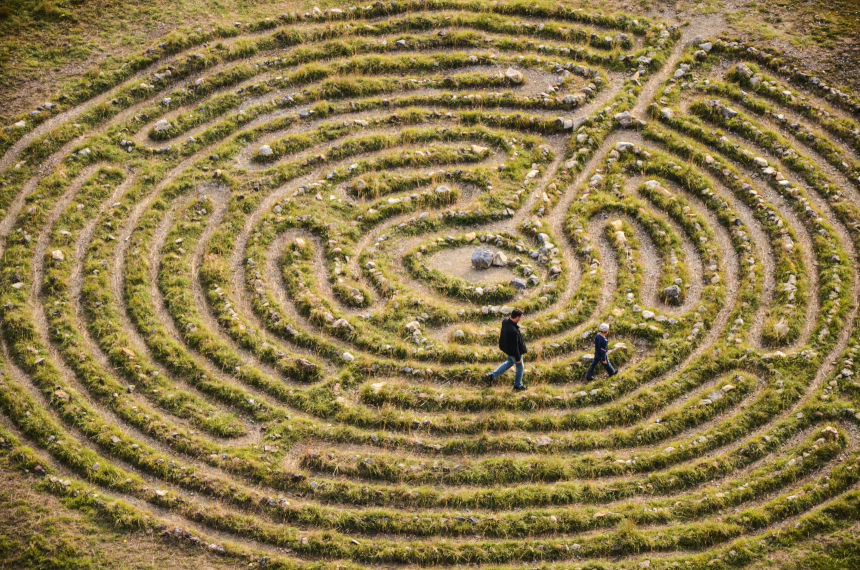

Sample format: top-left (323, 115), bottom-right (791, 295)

top-left (0, 1), bottom-right (859, 567)
top-left (425, 246), bottom-right (516, 284)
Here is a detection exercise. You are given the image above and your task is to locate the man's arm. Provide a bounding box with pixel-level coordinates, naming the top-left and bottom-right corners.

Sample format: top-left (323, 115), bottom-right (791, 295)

top-left (513, 330), bottom-right (522, 362)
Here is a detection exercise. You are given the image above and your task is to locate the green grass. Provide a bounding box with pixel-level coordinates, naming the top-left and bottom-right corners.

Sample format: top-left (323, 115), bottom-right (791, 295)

top-left (0, 0), bottom-right (858, 567)
top-left (0, 0), bottom-right (857, 122)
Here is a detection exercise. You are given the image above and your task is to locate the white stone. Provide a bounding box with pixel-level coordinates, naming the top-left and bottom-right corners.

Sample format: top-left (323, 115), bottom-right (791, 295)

top-left (773, 320), bottom-right (790, 336)
top-left (505, 67), bottom-right (524, 84)
top-left (614, 111), bottom-right (633, 127)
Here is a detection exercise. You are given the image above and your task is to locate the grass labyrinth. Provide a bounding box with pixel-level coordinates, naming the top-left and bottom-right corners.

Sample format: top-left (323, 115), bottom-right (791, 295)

top-left (1, 1), bottom-right (860, 567)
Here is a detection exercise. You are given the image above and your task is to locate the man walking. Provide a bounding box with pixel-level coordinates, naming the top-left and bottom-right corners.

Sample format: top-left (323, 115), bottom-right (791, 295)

top-left (585, 322), bottom-right (616, 381)
top-left (485, 308), bottom-right (527, 391)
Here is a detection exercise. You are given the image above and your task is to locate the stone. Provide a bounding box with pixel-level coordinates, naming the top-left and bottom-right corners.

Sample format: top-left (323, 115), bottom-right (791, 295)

top-left (341, 352), bottom-right (355, 362)
top-left (662, 284), bottom-right (682, 304)
top-left (153, 119), bottom-right (171, 133)
top-left (51, 249), bottom-right (65, 261)
top-left (641, 310), bottom-right (655, 320)
top-left (563, 93), bottom-right (585, 106)
top-left (699, 41), bottom-right (712, 52)
top-left (258, 144), bottom-right (274, 157)
top-left (471, 248), bottom-right (494, 269)
top-left (614, 111), bottom-right (634, 127)
top-left (773, 320), bottom-right (790, 337)
top-left (491, 251), bottom-right (508, 267)
top-left (660, 107), bottom-right (674, 120)
top-left (505, 67), bottom-right (524, 84)
top-left (510, 278), bottom-right (528, 290)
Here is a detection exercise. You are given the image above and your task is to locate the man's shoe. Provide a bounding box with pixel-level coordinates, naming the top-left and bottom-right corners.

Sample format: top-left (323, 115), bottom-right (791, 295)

top-left (483, 373), bottom-right (495, 383)
top-left (513, 385), bottom-right (527, 392)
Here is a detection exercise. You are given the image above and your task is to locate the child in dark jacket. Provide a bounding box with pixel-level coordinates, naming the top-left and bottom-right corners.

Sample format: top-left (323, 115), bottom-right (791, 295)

top-left (585, 322), bottom-right (616, 380)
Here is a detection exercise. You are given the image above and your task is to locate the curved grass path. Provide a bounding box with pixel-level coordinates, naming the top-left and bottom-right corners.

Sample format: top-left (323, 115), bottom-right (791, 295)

top-left (1, 1), bottom-right (859, 568)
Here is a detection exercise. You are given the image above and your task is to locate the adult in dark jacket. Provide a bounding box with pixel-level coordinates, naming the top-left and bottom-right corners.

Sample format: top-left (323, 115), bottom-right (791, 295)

top-left (485, 308), bottom-right (527, 391)
top-left (585, 322), bottom-right (617, 380)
